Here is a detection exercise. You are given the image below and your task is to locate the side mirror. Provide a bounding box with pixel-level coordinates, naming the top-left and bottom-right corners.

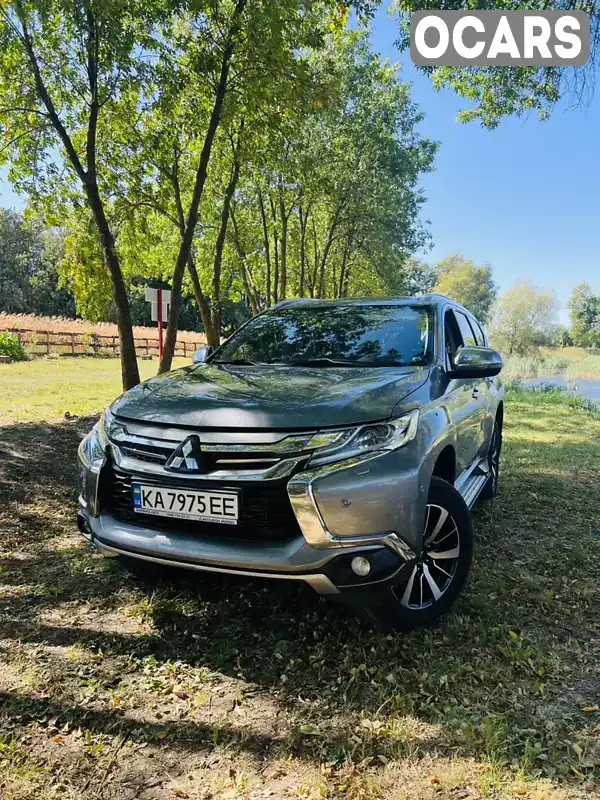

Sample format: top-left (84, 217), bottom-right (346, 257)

top-left (192, 345), bottom-right (214, 364)
top-left (448, 345), bottom-right (503, 379)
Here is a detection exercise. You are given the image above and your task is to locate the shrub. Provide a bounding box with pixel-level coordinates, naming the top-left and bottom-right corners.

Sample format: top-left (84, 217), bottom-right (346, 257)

top-left (0, 331), bottom-right (28, 362)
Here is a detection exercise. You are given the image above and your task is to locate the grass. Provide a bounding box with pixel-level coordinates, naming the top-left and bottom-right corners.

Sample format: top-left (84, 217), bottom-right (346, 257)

top-left (0, 356), bottom-right (190, 423)
top-left (1, 363), bottom-right (600, 797)
top-left (503, 347), bottom-right (600, 380)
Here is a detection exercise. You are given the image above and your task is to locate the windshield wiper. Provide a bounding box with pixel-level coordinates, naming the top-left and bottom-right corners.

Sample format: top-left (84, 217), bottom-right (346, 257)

top-left (213, 359), bottom-right (261, 366)
top-left (283, 358), bottom-right (363, 367)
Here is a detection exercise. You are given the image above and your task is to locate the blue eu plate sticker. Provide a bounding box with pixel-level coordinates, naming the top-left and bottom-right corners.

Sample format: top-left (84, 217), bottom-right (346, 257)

top-left (132, 484), bottom-right (142, 508)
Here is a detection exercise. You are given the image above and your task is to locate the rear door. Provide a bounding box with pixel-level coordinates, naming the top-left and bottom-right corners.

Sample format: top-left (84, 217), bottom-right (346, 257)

top-left (454, 310), bottom-right (489, 460)
top-left (466, 313), bottom-right (497, 453)
top-left (443, 309), bottom-right (484, 474)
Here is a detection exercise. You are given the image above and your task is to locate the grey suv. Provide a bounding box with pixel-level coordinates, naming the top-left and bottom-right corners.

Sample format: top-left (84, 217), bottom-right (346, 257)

top-left (77, 295), bottom-right (504, 629)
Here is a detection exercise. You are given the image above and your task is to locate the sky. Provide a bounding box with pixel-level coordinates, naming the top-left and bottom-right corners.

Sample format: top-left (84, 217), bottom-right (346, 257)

top-left (369, 6), bottom-right (600, 323)
top-left (1, 8), bottom-right (598, 325)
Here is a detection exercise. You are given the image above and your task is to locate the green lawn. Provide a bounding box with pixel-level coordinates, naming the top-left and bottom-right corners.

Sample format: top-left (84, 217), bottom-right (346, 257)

top-left (1, 367), bottom-right (600, 799)
top-left (0, 356), bottom-right (190, 423)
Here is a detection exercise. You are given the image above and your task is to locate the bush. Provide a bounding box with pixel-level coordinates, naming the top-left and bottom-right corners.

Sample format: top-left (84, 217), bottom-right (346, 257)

top-left (0, 331), bottom-right (28, 362)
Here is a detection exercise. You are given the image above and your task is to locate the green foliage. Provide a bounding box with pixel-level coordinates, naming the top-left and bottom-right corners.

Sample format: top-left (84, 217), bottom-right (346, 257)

top-left (489, 281), bottom-right (557, 356)
top-left (550, 324), bottom-right (573, 348)
top-left (394, 1), bottom-right (600, 128)
top-left (0, 331), bottom-right (27, 361)
top-left (568, 283), bottom-right (600, 348)
top-left (433, 254), bottom-right (497, 322)
top-left (58, 27), bottom-right (437, 331)
top-left (0, 209), bottom-right (74, 317)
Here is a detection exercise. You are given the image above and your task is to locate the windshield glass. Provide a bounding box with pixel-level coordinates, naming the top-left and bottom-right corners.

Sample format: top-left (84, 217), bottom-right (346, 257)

top-left (212, 304), bottom-right (433, 367)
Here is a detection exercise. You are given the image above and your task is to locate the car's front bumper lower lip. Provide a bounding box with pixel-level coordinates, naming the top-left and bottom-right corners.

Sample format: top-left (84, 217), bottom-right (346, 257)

top-left (77, 503), bottom-right (410, 599)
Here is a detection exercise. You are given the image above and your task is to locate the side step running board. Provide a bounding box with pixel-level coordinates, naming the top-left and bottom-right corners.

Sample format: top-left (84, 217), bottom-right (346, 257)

top-left (455, 456), bottom-right (490, 509)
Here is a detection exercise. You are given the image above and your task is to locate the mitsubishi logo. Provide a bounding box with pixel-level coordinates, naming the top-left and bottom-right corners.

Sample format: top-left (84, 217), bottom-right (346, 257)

top-left (165, 435), bottom-right (205, 473)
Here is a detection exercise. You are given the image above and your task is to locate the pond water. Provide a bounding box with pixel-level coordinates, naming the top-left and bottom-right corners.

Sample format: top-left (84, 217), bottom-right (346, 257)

top-left (521, 376), bottom-right (600, 404)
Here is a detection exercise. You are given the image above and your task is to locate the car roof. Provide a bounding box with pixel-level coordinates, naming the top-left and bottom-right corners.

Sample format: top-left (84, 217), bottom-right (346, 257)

top-left (274, 294), bottom-right (474, 316)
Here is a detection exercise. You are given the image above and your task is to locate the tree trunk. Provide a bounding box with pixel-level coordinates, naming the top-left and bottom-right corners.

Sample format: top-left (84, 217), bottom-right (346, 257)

top-left (159, 0), bottom-right (247, 374)
top-left (309, 218), bottom-right (319, 298)
top-left (85, 183), bottom-right (140, 388)
top-left (279, 190), bottom-right (287, 300)
top-left (230, 206), bottom-right (259, 315)
top-left (187, 258), bottom-right (218, 347)
top-left (298, 203), bottom-right (309, 298)
top-left (317, 203), bottom-right (343, 299)
top-left (16, 1), bottom-right (140, 389)
top-left (210, 160), bottom-right (241, 339)
top-left (269, 196), bottom-right (279, 304)
top-left (258, 189), bottom-right (271, 307)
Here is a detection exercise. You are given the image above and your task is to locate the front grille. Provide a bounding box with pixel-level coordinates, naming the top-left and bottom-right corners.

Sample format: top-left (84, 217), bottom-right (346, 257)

top-left (106, 469), bottom-right (303, 543)
top-left (112, 440), bottom-right (296, 475)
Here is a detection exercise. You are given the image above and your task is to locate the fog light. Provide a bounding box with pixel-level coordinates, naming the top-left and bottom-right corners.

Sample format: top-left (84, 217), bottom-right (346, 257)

top-left (351, 556), bottom-right (371, 577)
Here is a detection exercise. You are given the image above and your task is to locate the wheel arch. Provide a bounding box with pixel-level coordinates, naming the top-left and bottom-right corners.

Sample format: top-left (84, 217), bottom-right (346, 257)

top-left (496, 401), bottom-right (504, 433)
top-left (431, 444), bottom-right (456, 486)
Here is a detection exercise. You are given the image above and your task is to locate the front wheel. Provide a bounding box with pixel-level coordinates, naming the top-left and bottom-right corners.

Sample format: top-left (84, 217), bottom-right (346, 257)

top-left (368, 477), bottom-right (473, 631)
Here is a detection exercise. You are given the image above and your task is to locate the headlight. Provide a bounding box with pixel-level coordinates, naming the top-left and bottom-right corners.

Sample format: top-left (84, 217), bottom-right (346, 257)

top-left (307, 410), bottom-right (419, 467)
top-left (80, 407), bottom-right (124, 466)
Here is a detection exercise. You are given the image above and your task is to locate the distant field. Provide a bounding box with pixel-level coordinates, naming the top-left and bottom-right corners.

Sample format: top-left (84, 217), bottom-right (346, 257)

top-left (503, 346), bottom-right (600, 380)
top-left (0, 356), bottom-right (190, 423)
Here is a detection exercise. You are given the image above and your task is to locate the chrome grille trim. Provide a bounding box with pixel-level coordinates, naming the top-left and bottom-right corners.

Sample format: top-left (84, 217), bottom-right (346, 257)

top-left (111, 447), bottom-right (304, 481)
top-left (111, 421), bottom-right (317, 452)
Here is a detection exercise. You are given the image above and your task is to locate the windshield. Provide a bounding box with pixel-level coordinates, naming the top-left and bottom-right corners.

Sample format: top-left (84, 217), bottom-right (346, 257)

top-left (212, 304), bottom-right (433, 367)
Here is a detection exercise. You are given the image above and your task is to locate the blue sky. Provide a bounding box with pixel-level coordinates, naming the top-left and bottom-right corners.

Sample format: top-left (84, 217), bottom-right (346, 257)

top-left (370, 6), bottom-right (600, 323)
top-left (1, 7), bottom-right (598, 324)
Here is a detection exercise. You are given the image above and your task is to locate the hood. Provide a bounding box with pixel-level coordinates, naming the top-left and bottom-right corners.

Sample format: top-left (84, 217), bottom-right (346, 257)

top-left (111, 363), bottom-right (430, 430)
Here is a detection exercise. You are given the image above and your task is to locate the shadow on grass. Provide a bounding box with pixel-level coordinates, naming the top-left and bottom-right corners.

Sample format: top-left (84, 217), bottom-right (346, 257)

top-left (1, 413), bottom-right (600, 788)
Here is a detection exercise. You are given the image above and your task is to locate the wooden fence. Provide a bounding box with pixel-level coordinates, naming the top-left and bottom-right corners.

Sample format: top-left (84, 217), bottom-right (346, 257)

top-left (6, 328), bottom-right (206, 359)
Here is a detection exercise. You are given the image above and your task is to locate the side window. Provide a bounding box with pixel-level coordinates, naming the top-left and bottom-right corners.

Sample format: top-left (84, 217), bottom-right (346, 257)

top-left (474, 320), bottom-right (487, 346)
top-left (444, 310), bottom-right (462, 365)
top-left (455, 312), bottom-right (478, 348)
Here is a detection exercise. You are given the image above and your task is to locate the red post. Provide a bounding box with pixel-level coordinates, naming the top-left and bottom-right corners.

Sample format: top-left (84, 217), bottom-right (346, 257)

top-left (157, 288), bottom-right (163, 361)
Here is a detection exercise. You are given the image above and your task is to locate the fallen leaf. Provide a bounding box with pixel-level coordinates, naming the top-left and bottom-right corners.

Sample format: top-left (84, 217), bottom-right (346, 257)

top-left (582, 706), bottom-right (599, 712)
top-left (427, 771), bottom-right (440, 786)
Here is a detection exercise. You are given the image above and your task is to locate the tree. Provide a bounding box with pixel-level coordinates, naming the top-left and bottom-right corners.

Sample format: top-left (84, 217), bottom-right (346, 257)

top-left (1, 1), bottom-right (371, 385)
top-left (0, 209), bottom-right (75, 317)
top-left (224, 31), bottom-right (437, 310)
top-left (0, 209), bottom-right (38, 312)
top-left (433, 254), bottom-right (497, 322)
top-left (395, 2), bottom-right (600, 129)
top-left (568, 283), bottom-right (600, 348)
top-left (489, 281), bottom-right (557, 355)
top-left (61, 27), bottom-right (437, 347)
top-left (0, 0), bottom-right (170, 388)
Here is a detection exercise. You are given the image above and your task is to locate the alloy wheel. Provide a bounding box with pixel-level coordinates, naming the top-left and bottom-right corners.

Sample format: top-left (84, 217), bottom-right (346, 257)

top-left (395, 504), bottom-right (461, 610)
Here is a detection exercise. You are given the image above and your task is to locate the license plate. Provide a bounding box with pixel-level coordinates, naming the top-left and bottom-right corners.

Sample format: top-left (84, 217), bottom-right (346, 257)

top-left (131, 483), bottom-right (239, 525)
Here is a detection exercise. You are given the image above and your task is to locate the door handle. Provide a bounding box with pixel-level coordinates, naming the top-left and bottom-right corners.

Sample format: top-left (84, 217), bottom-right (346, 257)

top-left (472, 387), bottom-right (480, 398)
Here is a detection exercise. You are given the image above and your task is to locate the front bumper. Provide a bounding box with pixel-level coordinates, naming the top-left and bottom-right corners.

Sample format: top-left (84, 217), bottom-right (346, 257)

top-left (77, 434), bottom-right (423, 600)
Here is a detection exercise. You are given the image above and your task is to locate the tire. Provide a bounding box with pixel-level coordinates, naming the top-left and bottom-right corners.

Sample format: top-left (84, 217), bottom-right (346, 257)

top-left (368, 477), bottom-right (473, 631)
top-left (480, 419), bottom-right (502, 501)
